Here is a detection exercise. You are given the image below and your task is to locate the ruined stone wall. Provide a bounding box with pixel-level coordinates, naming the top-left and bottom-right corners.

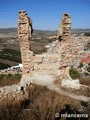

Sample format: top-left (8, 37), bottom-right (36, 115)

top-left (18, 11), bottom-right (33, 75)
top-left (0, 11), bottom-right (90, 103)
top-left (58, 13), bottom-right (71, 41)
top-left (18, 10), bottom-right (61, 78)
top-left (58, 13), bottom-right (72, 80)
top-left (18, 12), bottom-right (73, 80)
top-left (33, 53), bottom-right (60, 76)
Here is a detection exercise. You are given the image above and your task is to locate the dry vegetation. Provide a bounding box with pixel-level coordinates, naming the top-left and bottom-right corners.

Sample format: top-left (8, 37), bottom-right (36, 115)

top-left (79, 77), bottom-right (90, 86)
top-left (0, 73), bottom-right (21, 87)
top-left (0, 84), bottom-right (89, 120)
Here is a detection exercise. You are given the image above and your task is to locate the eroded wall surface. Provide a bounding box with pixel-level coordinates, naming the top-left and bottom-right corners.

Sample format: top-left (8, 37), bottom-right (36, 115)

top-left (18, 10), bottom-right (33, 75)
top-left (58, 13), bottom-right (72, 80)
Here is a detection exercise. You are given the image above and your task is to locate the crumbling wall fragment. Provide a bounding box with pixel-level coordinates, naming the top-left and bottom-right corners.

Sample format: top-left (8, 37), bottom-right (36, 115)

top-left (18, 10), bottom-right (33, 75)
top-left (58, 13), bottom-right (72, 80)
top-left (58, 13), bottom-right (71, 42)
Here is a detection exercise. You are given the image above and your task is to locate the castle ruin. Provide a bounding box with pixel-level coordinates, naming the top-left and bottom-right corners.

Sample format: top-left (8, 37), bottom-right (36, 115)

top-left (0, 11), bottom-right (89, 105)
top-left (18, 11), bottom-right (72, 82)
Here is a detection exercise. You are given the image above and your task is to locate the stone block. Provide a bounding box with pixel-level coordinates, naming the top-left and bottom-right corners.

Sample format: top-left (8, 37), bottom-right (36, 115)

top-left (33, 55), bottom-right (44, 63)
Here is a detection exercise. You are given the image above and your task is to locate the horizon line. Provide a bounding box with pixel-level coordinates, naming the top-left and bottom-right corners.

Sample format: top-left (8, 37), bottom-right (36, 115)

top-left (0, 27), bottom-right (90, 31)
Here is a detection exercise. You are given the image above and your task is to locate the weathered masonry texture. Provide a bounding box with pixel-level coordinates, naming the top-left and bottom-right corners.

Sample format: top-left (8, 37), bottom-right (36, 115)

top-left (18, 11), bottom-right (61, 77)
top-left (18, 12), bottom-right (72, 79)
top-left (58, 13), bottom-right (71, 41)
top-left (18, 11), bottom-right (33, 75)
top-left (58, 13), bottom-right (72, 80)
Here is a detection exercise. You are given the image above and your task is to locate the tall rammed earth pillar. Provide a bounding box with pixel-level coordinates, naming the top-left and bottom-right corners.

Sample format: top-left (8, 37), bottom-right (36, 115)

top-left (18, 10), bottom-right (33, 75)
top-left (58, 13), bottom-right (72, 80)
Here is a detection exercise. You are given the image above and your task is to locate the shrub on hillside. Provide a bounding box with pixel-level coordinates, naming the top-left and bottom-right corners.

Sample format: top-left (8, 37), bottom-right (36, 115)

top-left (0, 74), bottom-right (6, 80)
top-left (69, 68), bottom-right (80, 79)
top-left (7, 73), bottom-right (12, 79)
top-left (7, 73), bottom-right (21, 80)
top-left (12, 73), bottom-right (21, 80)
top-left (87, 66), bottom-right (90, 72)
top-left (78, 62), bottom-right (83, 68)
top-left (0, 73), bottom-right (21, 86)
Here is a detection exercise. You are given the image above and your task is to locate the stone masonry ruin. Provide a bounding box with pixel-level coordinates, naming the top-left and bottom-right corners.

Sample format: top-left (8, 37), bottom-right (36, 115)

top-left (0, 11), bottom-right (90, 104)
top-left (58, 13), bottom-right (72, 80)
top-left (18, 11), bottom-right (72, 82)
top-left (58, 13), bottom-right (71, 41)
top-left (18, 10), bottom-right (33, 75)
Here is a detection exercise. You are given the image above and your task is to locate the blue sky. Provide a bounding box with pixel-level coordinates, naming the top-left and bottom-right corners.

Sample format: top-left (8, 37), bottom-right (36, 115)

top-left (0, 0), bottom-right (90, 30)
